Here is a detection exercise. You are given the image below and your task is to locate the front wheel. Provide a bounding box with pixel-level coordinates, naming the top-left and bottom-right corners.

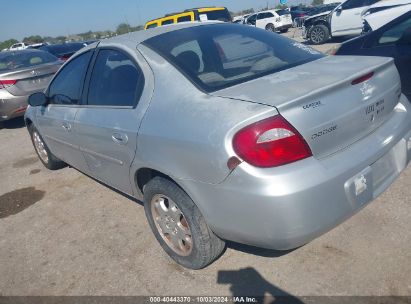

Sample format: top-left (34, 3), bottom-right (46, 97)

top-left (28, 125), bottom-right (66, 170)
top-left (144, 177), bottom-right (225, 269)
top-left (280, 28), bottom-right (289, 33)
top-left (309, 24), bottom-right (330, 45)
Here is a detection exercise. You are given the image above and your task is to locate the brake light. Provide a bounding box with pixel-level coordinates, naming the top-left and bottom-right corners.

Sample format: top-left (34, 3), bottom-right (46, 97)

top-left (351, 72), bottom-right (374, 85)
top-left (0, 80), bottom-right (17, 89)
top-left (233, 115), bottom-right (312, 168)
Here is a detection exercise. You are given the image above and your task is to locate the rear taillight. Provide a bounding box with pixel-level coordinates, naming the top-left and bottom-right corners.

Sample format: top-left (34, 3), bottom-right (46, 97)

top-left (233, 115), bottom-right (312, 168)
top-left (351, 72), bottom-right (374, 85)
top-left (0, 80), bottom-right (17, 90)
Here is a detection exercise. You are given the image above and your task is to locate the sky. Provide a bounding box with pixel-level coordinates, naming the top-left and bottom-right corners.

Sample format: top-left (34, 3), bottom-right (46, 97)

top-left (0, 0), bottom-right (307, 41)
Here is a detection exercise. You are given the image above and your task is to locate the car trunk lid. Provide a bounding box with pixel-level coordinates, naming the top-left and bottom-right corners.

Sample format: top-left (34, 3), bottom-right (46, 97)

top-left (212, 56), bottom-right (402, 159)
top-left (0, 62), bottom-right (61, 96)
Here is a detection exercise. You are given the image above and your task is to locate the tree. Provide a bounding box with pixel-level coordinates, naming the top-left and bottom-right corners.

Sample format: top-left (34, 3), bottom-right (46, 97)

top-left (23, 35), bottom-right (44, 44)
top-left (242, 8), bottom-right (255, 15)
top-left (116, 23), bottom-right (132, 35)
top-left (0, 39), bottom-right (19, 50)
top-left (275, 4), bottom-right (288, 9)
top-left (312, 0), bottom-right (324, 5)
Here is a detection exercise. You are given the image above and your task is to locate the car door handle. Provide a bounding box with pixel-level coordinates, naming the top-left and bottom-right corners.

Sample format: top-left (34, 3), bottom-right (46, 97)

top-left (112, 133), bottom-right (128, 145)
top-left (62, 122), bottom-right (72, 131)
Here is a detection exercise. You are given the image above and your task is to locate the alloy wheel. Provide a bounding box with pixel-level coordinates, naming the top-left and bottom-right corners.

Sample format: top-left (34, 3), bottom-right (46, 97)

top-left (151, 194), bottom-right (193, 256)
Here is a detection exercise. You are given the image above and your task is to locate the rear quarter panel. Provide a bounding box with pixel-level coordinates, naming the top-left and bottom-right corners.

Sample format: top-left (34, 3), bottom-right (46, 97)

top-left (132, 45), bottom-right (276, 189)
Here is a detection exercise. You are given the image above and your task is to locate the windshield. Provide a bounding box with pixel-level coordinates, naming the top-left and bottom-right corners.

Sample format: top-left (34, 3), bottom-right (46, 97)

top-left (144, 24), bottom-right (324, 92)
top-left (0, 50), bottom-right (58, 72)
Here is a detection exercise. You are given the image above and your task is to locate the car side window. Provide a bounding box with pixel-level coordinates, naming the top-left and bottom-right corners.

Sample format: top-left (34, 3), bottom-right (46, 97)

top-left (377, 17), bottom-right (411, 46)
top-left (87, 49), bottom-right (145, 107)
top-left (48, 51), bottom-right (92, 105)
top-left (247, 14), bottom-right (257, 25)
top-left (177, 15), bottom-right (192, 23)
top-left (257, 13), bottom-right (266, 20)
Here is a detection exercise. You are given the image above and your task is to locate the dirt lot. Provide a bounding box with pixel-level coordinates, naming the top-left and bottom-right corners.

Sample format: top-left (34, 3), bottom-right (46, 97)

top-left (0, 35), bottom-right (410, 297)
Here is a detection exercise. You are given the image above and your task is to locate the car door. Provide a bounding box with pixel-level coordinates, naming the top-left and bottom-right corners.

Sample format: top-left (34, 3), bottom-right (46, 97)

top-left (256, 13), bottom-right (268, 29)
top-left (74, 47), bottom-right (149, 195)
top-left (36, 50), bottom-right (93, 172)
top-left (331, 0), bottom-right (379, 36)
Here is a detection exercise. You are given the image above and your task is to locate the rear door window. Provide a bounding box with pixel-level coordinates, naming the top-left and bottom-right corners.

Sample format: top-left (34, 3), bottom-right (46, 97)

top-left (87, 49), bottom-right (144, 107)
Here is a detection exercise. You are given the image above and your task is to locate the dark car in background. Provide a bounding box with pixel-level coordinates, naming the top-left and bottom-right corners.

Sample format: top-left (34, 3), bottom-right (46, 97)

top-left (332, 10), bottom-right (411, 100)
top-left (38, 42), bottom-right (86, 61)
top-left (0, 49), bottom-right (62, 123)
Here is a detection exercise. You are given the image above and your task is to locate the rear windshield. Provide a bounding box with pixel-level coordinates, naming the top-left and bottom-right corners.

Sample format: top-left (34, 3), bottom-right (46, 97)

top-left (144, 24), bottom-right (323, 92)
top-left (276, 9), bottom-right (290, 16)
top-left (0, 50), bottom-right (58, 72)
top-left (200, 9), bottom-right (231, 22)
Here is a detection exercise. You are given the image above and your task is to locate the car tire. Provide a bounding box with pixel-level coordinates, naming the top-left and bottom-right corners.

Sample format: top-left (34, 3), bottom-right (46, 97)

top-left (28, 124), bottom-right (66, 170)
top-left (265, 23), bottom-right (276, 32)
top-left (143, 177), bottom-right (225, 269)
top-left (280, 28), bottom-right (289, 33)
top-left (309, 24), bottom-right (329, 45)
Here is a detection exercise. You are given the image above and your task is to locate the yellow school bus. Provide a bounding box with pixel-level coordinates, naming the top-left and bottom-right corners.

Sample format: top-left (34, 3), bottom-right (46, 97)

top-left (144, 7), bottom-right (231, 30)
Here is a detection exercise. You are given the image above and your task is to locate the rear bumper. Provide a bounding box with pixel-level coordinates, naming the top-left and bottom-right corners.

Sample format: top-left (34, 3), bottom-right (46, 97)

top-left (277, 23), bottom-right (293, 31)
top-left (0, 93), bottom-right (28, 121)
top-left (180, 95), bottom-right (411, 250)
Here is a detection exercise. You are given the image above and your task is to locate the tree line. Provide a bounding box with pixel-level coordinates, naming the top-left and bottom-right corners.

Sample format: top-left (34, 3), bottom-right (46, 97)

top-left (1, 0), bottom-right (324, 50)
top-left (0, 23), bottom-right (143, 50)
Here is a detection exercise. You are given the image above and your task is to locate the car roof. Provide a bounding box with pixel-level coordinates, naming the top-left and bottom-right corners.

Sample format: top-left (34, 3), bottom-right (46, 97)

top-left (98, 21), bottom-right (221, 48)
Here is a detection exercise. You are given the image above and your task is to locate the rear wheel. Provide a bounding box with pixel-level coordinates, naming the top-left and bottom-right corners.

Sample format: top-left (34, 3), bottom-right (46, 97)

top-left (28, 125), bottom-right (66, 170)
top-left (144, 177), bottom-right (225, 269)
top-left (309, 24), bottom-right (329, 45)
top-left (280, 28), bottom-right (289, 33)
top-left (265, 23), bottom-right (276, 32)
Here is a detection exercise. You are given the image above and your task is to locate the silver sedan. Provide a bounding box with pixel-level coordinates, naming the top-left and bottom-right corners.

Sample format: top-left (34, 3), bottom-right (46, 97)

top-left (25, 22), bottom-right (411, 269)
top-left (0, 49), bottom-right (61, 123)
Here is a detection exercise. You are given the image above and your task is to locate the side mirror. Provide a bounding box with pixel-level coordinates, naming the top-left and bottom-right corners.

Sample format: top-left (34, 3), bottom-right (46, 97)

top-left (28, 92), bottom-right (48, 107)
top-left (336, 6), bottom-right (342, 13)
top-left (397, 27), bottom-right (411, 45)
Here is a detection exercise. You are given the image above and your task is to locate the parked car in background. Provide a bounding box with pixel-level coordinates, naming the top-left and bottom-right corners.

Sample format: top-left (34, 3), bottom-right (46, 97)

top-left (331, 10), bottom-right (411, 100)
top-left (0, 50), bottom-right (61, 123)
top-left (27, 43), bottom-right (48, 49)
top-left (25, 22), bottom-right (411, 269)
top-left (9, 43), bottom-right (28, 51)
top-left (362, 2), bottom-right (411, 32)
top-left (246, 9), bottom-right (293, 32)
top-left (303, 0), bottom-right (381, 44)
top-left (145, 7), bottom-right (231, 29)
top-left (38, 42), bottom-right (86, 61)
top-left (307, 3), bottom-right (341, 16)
top-left (232, 14), bottom-right (250, 24)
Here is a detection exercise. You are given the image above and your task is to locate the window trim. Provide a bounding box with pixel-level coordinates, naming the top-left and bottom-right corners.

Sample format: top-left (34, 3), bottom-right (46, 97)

top-left (82, 46), bottom-right (145, 109)
top-left (46, 50), bottom-right (94, 106)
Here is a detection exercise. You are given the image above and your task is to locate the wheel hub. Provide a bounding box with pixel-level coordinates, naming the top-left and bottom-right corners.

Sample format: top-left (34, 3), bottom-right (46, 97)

top-left (151, 194), bottom-right (193, 256)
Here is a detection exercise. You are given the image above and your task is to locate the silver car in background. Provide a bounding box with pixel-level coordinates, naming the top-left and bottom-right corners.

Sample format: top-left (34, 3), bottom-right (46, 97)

top-left (0, 49), bottom-right (61, 123)
top-left (25, 23), bottom-right (411, 269)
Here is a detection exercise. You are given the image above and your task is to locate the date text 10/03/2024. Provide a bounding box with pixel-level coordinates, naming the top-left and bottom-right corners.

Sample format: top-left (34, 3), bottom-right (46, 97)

top-left (149, 297), bottom-right (258, 303)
